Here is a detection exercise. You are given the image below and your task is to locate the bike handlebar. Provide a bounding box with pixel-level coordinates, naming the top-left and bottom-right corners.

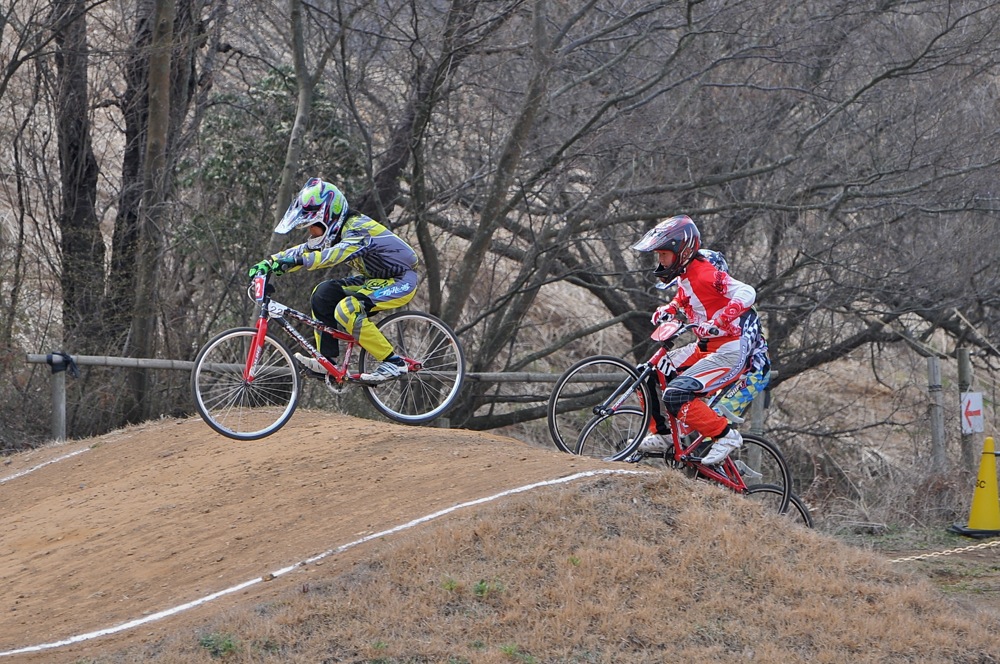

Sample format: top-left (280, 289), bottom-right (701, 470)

top-left (651, 320), bottom-right (720, 343)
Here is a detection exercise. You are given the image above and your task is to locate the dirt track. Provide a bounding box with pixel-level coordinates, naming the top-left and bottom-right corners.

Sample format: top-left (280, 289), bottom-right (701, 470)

top-left (0, 414), bottom-right (614, 662)
top-left (4, 414), bottom-right (1000, 663)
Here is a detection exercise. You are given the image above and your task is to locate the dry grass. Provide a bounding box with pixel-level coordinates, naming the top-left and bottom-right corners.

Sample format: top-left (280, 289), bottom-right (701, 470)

top-left (90, 474), bottom-right (998, 664)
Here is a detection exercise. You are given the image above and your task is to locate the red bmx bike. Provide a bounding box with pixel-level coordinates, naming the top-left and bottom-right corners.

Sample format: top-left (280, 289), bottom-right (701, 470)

top-left (191, 273), bottom-right (465, 440)
top-left (547, 321), bottom-right (808, 523)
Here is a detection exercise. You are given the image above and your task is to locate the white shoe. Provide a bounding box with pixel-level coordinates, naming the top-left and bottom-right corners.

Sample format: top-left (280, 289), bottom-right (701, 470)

top-left (701, 428), bottom-right (742, 465)
top-left (295, 353), bottom-right (331, 374)
top-left (360, 358), bottom-right (408, 383)
top-left (638, 433), bottom-right (670, 453)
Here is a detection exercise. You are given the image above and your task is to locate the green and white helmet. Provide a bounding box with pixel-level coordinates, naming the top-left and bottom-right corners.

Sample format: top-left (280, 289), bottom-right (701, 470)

top-left (274, 177), bottom-right (349, 248)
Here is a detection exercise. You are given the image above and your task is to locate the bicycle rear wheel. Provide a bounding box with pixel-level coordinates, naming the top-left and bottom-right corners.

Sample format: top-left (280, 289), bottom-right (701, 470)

top-left (191, 327), bottom-right (301, 440)
top-left (746, 484), bottom-right (814, 528)
top-left (547, 355), bottom-right (652, 455)
top-left (358, 311), bottom-right (465, 424)
top-left (728, 433), bottom-right (792, 513)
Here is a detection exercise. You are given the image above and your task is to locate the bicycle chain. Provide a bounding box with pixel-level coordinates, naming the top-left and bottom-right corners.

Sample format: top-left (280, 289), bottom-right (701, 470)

top-left (888, 538), bottom-right (1000, 563)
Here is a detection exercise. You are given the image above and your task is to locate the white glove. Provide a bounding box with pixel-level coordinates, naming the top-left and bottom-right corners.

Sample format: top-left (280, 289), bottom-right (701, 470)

top-left (651, 306), bottom-right (673, 326)
top-left (695, 320), bottom-right (721, 337)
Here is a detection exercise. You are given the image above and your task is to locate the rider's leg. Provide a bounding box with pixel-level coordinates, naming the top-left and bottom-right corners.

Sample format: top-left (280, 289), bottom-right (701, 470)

top-left (662, 340), bottom-right (748, 464)
top-left (294, 277), bottom-right (365, 373)
top-left (311, 277), bottom-right (365, 360)
top-left (638, 373), bottom-right (671, 452)
top-left (714, 366), bottom-right (771, 419)
top-left (333, 273), bottom-right (419, 382)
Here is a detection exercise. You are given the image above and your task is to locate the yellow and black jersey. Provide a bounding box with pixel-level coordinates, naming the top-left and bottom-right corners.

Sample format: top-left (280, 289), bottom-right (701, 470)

top-left (272, 213), bottom-right (418, 280)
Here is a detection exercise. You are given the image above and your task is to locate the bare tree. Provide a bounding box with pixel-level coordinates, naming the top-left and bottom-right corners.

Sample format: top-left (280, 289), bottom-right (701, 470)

top-left (127, 0), bottom-right (175, 420)
top-left (53, 0), bottom-right (104, 352)
top-left (4, 0), bottom-right (1000, 477)
top-left (267, 0), bottom-right (347, 253)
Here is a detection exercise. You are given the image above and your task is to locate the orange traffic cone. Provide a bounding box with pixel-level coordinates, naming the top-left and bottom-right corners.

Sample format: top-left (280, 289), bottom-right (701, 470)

top-left (949, 436), bottom-right (1000, 538)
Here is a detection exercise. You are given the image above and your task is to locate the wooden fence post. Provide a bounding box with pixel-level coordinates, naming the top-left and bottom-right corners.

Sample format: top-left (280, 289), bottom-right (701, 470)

top-left (927, 356), bottom-right (947, 473)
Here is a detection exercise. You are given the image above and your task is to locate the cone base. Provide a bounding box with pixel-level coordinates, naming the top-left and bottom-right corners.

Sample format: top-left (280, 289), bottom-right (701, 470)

top-left (948, 524), bottom-right (1000, 539)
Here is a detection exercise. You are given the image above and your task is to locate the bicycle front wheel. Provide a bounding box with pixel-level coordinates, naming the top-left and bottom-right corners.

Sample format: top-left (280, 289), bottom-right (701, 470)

top-left (576, 405), bottom-right (651, 461)
top-left (359, 311), bottom-right (465, 424)
top-left (547, 355), bottom-right (652, 455)
top-left (191, 327), bottom-right (301, 440)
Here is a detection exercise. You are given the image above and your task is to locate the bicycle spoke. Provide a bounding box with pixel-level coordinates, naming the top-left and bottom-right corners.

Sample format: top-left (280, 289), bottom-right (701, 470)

top-left (192, 328), bottom-right (300, 440)
top-left (726, 433), bottom-right (792, 513)
top-left (547, 356), bottom-right (651, 457)
top-left (746, 484), bottom-right (813, 527)
top-left (360, 312), bottom-right (465, 424)
top-left (577, 406), bottom-right (648, 459)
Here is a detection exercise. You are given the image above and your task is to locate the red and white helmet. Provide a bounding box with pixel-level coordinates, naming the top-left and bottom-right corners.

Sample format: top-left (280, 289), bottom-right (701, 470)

top-left (631, 215), bottom-right (701, 282)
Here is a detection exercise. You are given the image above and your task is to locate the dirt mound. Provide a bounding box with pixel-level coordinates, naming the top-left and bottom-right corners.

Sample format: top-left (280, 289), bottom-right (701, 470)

top-left (0, 414), bottom-right (611, 661)
top-left (3, 414), bottom-right (998, 663)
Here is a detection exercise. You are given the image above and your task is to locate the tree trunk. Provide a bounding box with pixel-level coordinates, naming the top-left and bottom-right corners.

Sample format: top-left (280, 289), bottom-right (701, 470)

top-left (269, 0), bottom-right (342, 254)
top-left (128, 0), bottom-right (176, 421)
top-left (441, 0), bottom-right (550, 329)
top-left (53, 0), bottom-right (104, 353)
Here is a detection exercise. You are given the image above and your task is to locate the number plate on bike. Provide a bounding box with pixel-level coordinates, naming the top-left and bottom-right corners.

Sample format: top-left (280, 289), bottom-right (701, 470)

top-left (651, 320), bottom-right (683, 342)
top-left (252, 275), bottom-right (267, 302)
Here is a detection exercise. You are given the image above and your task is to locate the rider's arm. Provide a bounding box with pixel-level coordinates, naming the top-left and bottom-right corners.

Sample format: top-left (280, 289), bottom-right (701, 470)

top-left (665, 288), bottom-right (689, 317)
top-left (269, 223), bottom-right (371, 272)
top-left (711, 275), bottom-right (755, 333)
top-left (301, 235), bottom-right (369, 270)
top-left (267, 244), bottom-right (308, 274)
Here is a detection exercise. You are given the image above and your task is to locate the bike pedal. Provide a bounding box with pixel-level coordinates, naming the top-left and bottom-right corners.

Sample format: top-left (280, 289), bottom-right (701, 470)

top-left (347, 374), bottom-right (381, 387)
top-left (300, 366), bottom-right (329, 380)
top-left (322, 375), bottom-right (346, 393)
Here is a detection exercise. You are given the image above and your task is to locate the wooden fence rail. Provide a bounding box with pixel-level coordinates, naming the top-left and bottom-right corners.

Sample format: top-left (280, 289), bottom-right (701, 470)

top-left (23, 353), bottom-right (583, 441)
top-left (25, 352), bottom-right (768, 442)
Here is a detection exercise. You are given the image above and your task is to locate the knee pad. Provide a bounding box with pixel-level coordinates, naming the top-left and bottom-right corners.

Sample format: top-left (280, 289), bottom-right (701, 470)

top-left (662, 375), bottom-right (703, 416)
top-left (334, 296), bottom-right (367, 331)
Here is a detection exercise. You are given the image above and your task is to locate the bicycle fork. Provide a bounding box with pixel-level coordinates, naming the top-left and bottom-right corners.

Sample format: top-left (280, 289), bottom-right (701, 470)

top-left (593, 363), bottom-right (655, 418)
top-left (244, 316), bottom-right (271, 382)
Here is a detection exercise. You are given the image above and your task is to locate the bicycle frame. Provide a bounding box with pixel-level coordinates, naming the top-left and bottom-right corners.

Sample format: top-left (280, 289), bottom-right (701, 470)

top-left (193, 271), bottom-right (465, 439)
top-left (246, 273), bottom-right (421, 385)
top-left (593, 321), bottom-right (753, 493)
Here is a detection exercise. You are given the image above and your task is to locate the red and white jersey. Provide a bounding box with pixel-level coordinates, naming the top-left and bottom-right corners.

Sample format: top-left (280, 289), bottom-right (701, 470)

top-left (667, 257), bottom-right (755, 338)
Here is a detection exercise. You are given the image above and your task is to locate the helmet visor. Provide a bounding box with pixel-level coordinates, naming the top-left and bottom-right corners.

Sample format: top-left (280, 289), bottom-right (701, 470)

top-left (631, 231), bottom-right (664, 252)
top-left (274, 199), bottom-right (327, 235)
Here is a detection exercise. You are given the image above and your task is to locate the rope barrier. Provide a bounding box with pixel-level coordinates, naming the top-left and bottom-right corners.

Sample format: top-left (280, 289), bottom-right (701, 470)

top-left (888, 537), bottom-right (1000, 563)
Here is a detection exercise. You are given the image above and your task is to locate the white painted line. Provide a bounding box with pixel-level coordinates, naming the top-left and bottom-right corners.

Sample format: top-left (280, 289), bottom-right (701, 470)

top-left (0, 468), bottom-right (649, 658)
top-left (0, 448), bottom-right (90, 485)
